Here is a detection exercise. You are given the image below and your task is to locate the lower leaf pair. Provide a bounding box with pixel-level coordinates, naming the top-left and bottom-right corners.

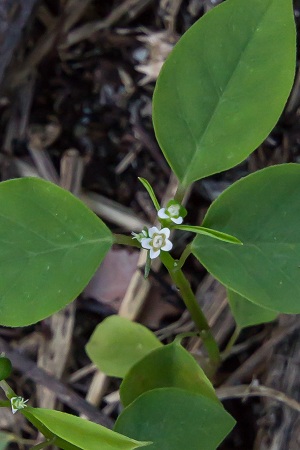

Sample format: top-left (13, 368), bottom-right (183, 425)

top-left (86, 316), bottom-right (235, 449)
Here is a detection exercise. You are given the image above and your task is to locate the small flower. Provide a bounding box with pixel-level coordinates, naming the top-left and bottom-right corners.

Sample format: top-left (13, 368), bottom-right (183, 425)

top-left (141, 226), bottom-right (173, 259)
top-left (131, 229), bottom-right (148, 243)
top-left (10, 396), bottom-right (28, 414)
top-left (158, 200), bottom-right (186, 225)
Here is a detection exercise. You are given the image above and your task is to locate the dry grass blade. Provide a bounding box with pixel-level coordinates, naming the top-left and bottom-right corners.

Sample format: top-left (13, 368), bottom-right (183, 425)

top-left (80, 191), bottom-right (150, 231)
top-left (2, 76), bottom-right (35, 179)
top-left (8, 0), bottom-right (93, 88)
top-left (0, 0), bottom-right (39, 88)
top-left (159, 0), bottom-right (184, 31)
top-left (60, 148), bottom-right (85, 196)
top-left (36, 305), bottom-right (76, 410)
top-left (27, 123), bottom-right (60, 184)
top-left (61, 0), bottom-right (155, 48)
top-left (217, 384), bottom-right (300, 413)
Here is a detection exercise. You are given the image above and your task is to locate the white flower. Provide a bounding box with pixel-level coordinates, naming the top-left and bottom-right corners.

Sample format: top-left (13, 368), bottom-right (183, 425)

top-left (10, 396), bottom-right (28, 414)
top-left (141, 227), bottom-right (173, 259)
top-left (158, 200), bottom-right (186, 224)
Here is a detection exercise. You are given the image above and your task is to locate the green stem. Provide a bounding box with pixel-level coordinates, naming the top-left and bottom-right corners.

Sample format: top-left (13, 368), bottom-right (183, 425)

top-left (221, 326), bottom-right (241, 361)
top-left (13, 438), bottom-right (37, 446)
top-left (177, 244), bottom-right (192, 270)
top-left (0, 380), bottom-right (16, 399)
top-left (30, 437), bottom-right (56, 450)
top-left (160, 252), bottom-right (221, 368)
top-left (113, 233), bottom-right (141, 248)
top-left (174, 182), bottom-right (188, 204)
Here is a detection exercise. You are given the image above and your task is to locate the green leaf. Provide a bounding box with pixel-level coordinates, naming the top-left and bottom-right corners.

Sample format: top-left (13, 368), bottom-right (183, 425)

top-left (138, 178), bottom-right (160, 211)
top-left (86, 316), bottom-right (162, 378)
top-left (115, 388), bottom-right (235, 450)
top-left (227, 289), bottom-right (277, 328)
top-left (0, 178), bottom-right (113, 327)
top-left (23, 408), bottom-right (149, 450)
top-left (153, 0), bottom-right (296, 186)
top-left (120, 342), bottom-right (219, 407)
top-left (192, 164), bottom-right (300, 314)
top-left (0, 357), bottom-right (12, 380)
top-left (175, 225), bottom-right (242, 245)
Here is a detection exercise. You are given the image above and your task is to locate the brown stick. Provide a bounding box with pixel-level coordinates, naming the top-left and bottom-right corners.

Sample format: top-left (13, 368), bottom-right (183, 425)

top-left (0, 337), bottom-right (113, 429)
top-left (217, 384), bottom-right (300, 413)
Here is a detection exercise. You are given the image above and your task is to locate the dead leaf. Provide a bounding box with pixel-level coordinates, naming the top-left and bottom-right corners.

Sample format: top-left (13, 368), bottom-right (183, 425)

top-left (135, 30), bottom-right (178, 85)
top-left (83, 248), bottom-right (140, 310)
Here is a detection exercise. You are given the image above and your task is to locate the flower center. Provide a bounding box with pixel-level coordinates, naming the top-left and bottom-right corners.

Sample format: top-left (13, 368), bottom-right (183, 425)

top-left (152, 234), bottom-right (165, 250)
top-left (168, 204), bottom-right (180, 217)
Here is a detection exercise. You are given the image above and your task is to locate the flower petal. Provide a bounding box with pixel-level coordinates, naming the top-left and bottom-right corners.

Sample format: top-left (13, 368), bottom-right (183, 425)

top-left (171, 217), bottom-right (183, 224)
top-left (161, 239), bottom-right (173, 252)
top-left (141, 238), bottom-right (152, 250)
top-left (148, 226), bottom-right (159, 238)
top-left (158, 208), bottom-right (168, 219)
top-left (149, 248), bottom-right (160, 259)
top-left (160, 227), bottom-right (171, 238)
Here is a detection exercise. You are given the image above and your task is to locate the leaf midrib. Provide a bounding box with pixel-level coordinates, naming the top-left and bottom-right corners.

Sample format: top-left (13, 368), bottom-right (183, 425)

top-left (0, 237), bottom-right (111, 266)
top-left (181, 0), bottom-right (274, 185)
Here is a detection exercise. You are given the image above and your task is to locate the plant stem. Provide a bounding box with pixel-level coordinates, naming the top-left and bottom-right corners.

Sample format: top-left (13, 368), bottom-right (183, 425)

top-left (160, 252), bottom-right (221, 368)
top-left (177, 244), bottom-right (192, 269)
top-left (113, 233), bottom-right (141, 248)
top-left (221, 325), bottom-right (241, 361)
top-left (174, 182), bottom-right (187, 204)
top-left (14, 438), bottom-right (37, 446)
top-left (30, 437), bottom-right (56, 450)
top-left (0, 380), bottom-right (16, 399)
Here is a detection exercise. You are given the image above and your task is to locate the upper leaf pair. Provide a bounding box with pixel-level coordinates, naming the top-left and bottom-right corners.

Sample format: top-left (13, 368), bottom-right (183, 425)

top-left (153, 0), bottom-right (295, 187)
top-left (192, 164), bottom-right (300, 318)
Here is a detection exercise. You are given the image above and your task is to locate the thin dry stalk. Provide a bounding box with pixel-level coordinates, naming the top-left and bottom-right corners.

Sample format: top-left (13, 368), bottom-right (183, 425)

top-left (217, 383), bottom-right (300, 413)
top-left (62, 0), bottom-right (155, 48)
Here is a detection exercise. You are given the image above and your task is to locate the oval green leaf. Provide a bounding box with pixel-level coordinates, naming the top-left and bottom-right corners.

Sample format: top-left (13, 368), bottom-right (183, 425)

top-left (192, 164), bottom-right (300, 314)
top-left (153, 0), bottom-right (295, 186)
top-left (0, 357), bottom-right (12, 381)
top-left (0, 178), bottom-right (113, 326)
top-left (86, 316), bottom-right (162, 378)
top-left (115, 388), bottom-right (235, 450)
top-left (120, 342), bottom-right (218, 407)
top-left (227, 289), bottom-right (277, 329)
top-left (24, 408), bottom-right (149, 450)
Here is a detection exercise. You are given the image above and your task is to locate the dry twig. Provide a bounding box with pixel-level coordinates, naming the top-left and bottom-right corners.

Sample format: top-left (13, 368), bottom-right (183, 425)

top-left (0, 337), bottom-right (113, 428)
top-left (217, 383), bottom-right (300, 414)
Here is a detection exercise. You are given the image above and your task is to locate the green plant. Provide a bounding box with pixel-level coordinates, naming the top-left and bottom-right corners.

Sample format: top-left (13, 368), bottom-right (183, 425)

top-left (0, 0), bottom-right (297, 448)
